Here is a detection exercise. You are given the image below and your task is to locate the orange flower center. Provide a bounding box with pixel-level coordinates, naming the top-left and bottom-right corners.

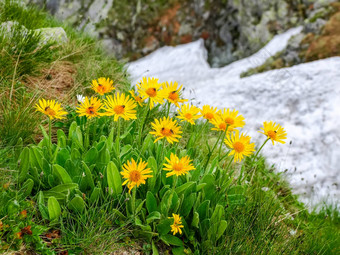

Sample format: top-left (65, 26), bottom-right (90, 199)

top-left (185, 113), bottom-right (192, 119)
top-left (161, 127), bottom-right (173, 137)
top-left (205, 112), bottom-right (214, 120)
top-left (86, 106), bottom-right (96, 115)
top-left (225, 117), bottom-right (234, 125)
top-left (146, 88), bottom-right (157, 97)
top-left (97, 84), bottom-right (106, 93)
top-left (168, 91), bottom-right (179, 101)
top-left (129, 170), bottom-right (141, 182)
top-left (45, 106), bottom-right (56, 116)
top-left (114, 105), bottom-right (125, 114)
top-left (172, 162), bottom-right (183, 172)
top-left (267, 130), bottom-right (277, 140)
top-left (233, 141), bottom-right (245, 153)
top-left (136, 96), bottom-right (142, 102)
top-left (219, 122), bottom-right (226, 130)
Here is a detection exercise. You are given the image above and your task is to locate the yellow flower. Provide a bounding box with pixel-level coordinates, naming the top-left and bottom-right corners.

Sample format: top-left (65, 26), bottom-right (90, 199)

top-left (259, 121), bottom-right (287, 145)
top-left (177, 104), bottom-right (201, 125)
top-left (121, 158), bottom-right (152, 192)
top-left (201, 105), bottom-right (218, 120)
top-left (162, 81), bottom-right (188, 107)
top-left (91, 77), bottom-right (115, 95)
top-left (163, 153), bottom-right (195, 177)
top-left (129, 90), bottom-right (144, 106)
top-left (76, 97), bottom-right (103, 119)
top-left (219, 108), bottom-right (245, 130)
top-left (137, 77), bottom-right (165, 109)
top-left (210, 115), bottom-right (232, 132)
top-left (103, 92), bottom-right (137, 121)
top-left (150, 117), bottom-right (182, 144)
top-left (35, 99), bottom-right (67, 119)
top-left (169, 214), bottom-right (184, 235)
top-left (224, 130), bottom-right (255, 162)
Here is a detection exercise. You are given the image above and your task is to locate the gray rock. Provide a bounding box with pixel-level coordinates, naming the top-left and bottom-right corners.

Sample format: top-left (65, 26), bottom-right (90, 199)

top-left (35, 27), bottom-right (68, 46)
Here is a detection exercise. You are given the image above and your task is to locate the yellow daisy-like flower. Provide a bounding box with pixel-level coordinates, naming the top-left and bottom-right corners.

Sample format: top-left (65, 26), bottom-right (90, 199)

top-left (137, 77), bottom-right (165, 109)
top-left (91, 77), bottom-right (115, 95)
top-left (177, 104), bottom-right (201, 125)
top-left (35, 99), bottom-right (67, 119)
top-left (224, 130), bottom-right (255, 162)
top-left (121, 158), bottom-right (152, 192)
top-left (163, 153), bottom-right (195, 177)
top-left (169, 214), bottom-right (184, 235)
top-left (76, 97), bottom-right (103, 119)
top-left (201, 105), bottom-right (218, 121)
top-left (150, 117), bottom-right (182, 144)
top-left (210, 115), bottom-right (232, 132)
top-left (162, 81), bottom-right (188, 107)
top-left (259, 121), bottom-right (287, 145)
top-left (129, 90), bottom-right (144, 106)
top-left (103, 92), bottom-right (137, 121)
top-left (219, 108), bottom-right (245, 130)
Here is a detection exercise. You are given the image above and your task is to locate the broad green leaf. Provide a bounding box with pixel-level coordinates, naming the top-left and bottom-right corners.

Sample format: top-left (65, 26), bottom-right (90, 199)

top-left (160, 234), bottom-right (183, 247)
top-left (172, 247), bottom-right (185, 255)
top-left (146, 211), bottom-right (161, 224)
top-left (216, 220), bottom-right (228, 240)
top-left (175, 181), bottom-right (195, 196)
top-left (89, 187), bottom-right (101, 204)
top-left (191, 212), bottom-right (199, 228)
top-left (197, 200), bottom-right (210, 221)
top-left (56, 148), bottom-right (70, 166)
top-left (82, 161), bottom-right (95, 190)
top-left (38, 192), bottom-right (49, 220)
top-left (53, 164), bottom-right (72, 184)
top-left (18, 147), bottom-right (30, 183)
top-left (152, 241), bottom-right (159, 255)
top-left (49, 183), bottom-right (78, 193)
top-left (107, 161), bottom-right (122, 196)
top-left (157, 218), bottom-right (172, 236)
top-left (57, 129), bottom-right (67, 148)
top-left (21, 178), bottom-right (34, 197)
top-left (48, 196), bottom-right (61, 221)
top-left (180, 193), bottom-right (196, 217)
top-left (84, 147), bottom-right (98, 165)
top-left (146, 191), bottom-right (158, 213)
top-left (43, 191), bottom-right (67, 202)
top-left (68, 195), bottom-right (85, 213)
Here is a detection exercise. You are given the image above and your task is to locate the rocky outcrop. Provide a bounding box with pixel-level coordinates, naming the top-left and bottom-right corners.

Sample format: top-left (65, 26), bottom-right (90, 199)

top-left (30, 0), bottom-right (324, 67)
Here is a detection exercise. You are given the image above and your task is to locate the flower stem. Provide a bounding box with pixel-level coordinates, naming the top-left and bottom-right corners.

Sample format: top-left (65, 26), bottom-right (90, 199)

top-left (116, 118), bottom-right (121, 155)
top-left (217, 125), bottom-right (229, 159)
top-left (204, 131), bottom-right (224, 170)
top-left (48, 118), bottom-right (52, 156)
top-left (166, 101), bottom-right (171, 117)
top-left (254, 138), bottom-right (270, 159)
top-left (132, 187), bottom-right (137, 218)
top-left (139, 100), bottom-right (151, 145)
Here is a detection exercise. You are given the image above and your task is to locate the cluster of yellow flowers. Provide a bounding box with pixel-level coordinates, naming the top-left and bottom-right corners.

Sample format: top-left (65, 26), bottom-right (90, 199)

top-left (35, 76), bottom-right (287, 236)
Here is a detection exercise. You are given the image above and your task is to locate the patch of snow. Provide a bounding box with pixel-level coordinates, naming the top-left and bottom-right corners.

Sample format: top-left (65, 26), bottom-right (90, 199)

top-left (127, 27), bottom-right (340, 209)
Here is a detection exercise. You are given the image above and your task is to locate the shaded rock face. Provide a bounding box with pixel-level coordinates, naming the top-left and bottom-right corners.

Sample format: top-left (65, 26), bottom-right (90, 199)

top-left (29, 0), bottom-right (318, 67)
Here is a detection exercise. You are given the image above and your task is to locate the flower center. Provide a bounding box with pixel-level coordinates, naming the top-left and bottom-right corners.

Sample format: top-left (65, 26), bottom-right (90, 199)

top-left (233, 141), bottom-right (245, 153)
top-left (161, 127), bottom-right (173, 136)
top-left (86, 106), bottom-right (96, 115)
top-left (205, 112), bottom-right (214, 120)
top-left (267, 130), bottom-right (277, 140)
top-left (146, 88), bottom-right (157, 97)
top-left (129, 170), bottom-right (141, 182)
top-left (185, 113), bottom-right (192, 119)
top-left (168, 91), bottom-right (179, 101)
top-left (219, 122), bottom-right (226, 130)
top-left (225, 117), bottom-right (234, 125)
top-left (173, 162), bottom-right (183, 172)
top-left (136, 96), bottom-right (142, 102)
top-left (114, 105), bottom-right (125, 114)
top-left (97, 84), bottom-right (105, 93)
top-left (45, 106), bottom-right (56, 116)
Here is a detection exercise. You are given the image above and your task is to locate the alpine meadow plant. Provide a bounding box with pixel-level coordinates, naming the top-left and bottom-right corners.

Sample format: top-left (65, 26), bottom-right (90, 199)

top-left (16, 76), bottom-right (292, 253)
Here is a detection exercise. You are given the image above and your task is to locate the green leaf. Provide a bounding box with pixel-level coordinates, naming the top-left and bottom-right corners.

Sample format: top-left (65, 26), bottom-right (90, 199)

top-left (146, 191), bottom-right (158, 213)
top-left (82, 161), bottom-right (95, 190)
top-left (89, 187), bottom-right (101, 204)
top-left (210, 204), bottom-right (224, 224)
top-left (49, 183), bottom-right (78, 193)
top-left (175, 182), bottom-right (195, 196)
top-left (160, 234), bottom-right (183, 247)
top-left (68, 195), bottom-right (85, 213)
top-left (56, 148), bottom-right (70, 166)
top-left (152, 240), bottom-right (159, 255)
top-left (146, 211), bottom-right (161, 224)
top-left (38, 192), bottom-right (49, 220)
top-left (53, 164), bottom-right (72, 184)
top-left (216, 220), bottom-right (228, 240)
top-left (191, 212), bottom-right (199, 228)
top-left (111, 209), bottom-right (126, 220)
top-left (57, 129), bottom-right (67, 148)
top-left (18, 147), bottom-right (30, 183)
top-left (97, 143), bottom-right (110, 169)
top-left (84, 147), bottom-right (98, 165)
top-left (43, 191), bottom-right (67, 202)
top-left (157, 218), bottom-right (172, 235)
top-left (197, 200), bottom-right (210, 221)
top-left (107, 161), bottom-right (122, 196)
top-left (180, 193), bottom-right (196, 217)
top-left (21, 178), bottom-right (34, 197)
top-left (30, 147), bottom-right (43, 171)
top-left (172, 247), bottom-right (185, 255)
top-left (48, 196), bottom-right (61, 221)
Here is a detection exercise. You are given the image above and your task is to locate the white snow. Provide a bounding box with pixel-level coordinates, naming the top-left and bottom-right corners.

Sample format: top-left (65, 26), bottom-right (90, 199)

top-left (127, 27), bottom-right (340, 209)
